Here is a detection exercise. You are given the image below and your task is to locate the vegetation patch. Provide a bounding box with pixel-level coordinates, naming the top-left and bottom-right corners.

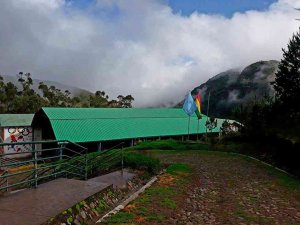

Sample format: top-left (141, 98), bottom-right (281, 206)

top-left (42, 186), bottom-right (123, 225)
top-left (123, 153), bottom-right (161, 174)
top-left (102, 163), bottom-right (192, 224)
top-left (166, 163), bottom-right (192, 175)
top-left (42, 170), bottom-right (149, 225)
top-left (104, 212), bottom-right (135, 224)
top-left (130, 139), bottom-right (210, 151)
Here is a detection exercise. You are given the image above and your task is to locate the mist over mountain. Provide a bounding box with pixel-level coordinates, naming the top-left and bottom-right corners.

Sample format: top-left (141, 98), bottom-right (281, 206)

top-left (1, 75), bottom-right (92, 97)
top-left (177, 60), bottom-right (279, 118)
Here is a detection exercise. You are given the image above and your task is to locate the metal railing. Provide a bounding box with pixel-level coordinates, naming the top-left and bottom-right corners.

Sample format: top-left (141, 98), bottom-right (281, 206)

top-left (0, 140), bottom-right (87, 193)
top-left (86, 142), bottom-right (125, 177)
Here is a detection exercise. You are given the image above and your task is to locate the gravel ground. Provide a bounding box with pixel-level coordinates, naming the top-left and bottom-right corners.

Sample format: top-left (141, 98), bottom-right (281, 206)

top-left (146, 150), bottom-right (300, 225)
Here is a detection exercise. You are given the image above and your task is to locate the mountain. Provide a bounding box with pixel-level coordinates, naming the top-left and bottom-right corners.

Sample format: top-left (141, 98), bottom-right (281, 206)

top-left (1, 75), bottom-right (92, 97)
top-left (179, 60), bottom-right (280, 118)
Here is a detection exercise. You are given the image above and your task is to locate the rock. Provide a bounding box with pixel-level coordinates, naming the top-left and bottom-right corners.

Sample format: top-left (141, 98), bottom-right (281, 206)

top-left (182, 215), bottom-right (187, 220)
top-left (94, 210), bottom-right (99, 217)
top-left (90, 202), bottom-right (95, 208)
top-left (74, 219), bottom-right (81, 225)
top-left (80, 211), bottom-right (86, 219)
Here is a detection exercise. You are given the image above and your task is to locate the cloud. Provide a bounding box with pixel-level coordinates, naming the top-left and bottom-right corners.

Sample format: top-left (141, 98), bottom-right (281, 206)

top-left (0, 0), bottom-right (299, 107)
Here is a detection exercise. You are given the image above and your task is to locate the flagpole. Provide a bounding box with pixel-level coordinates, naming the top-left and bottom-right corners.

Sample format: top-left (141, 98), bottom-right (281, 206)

top-left (206, 91), bottom-right (211, 141)
top-left (187, 116), bottom-right (191, 140)
top-left (197, 119), bottom-right (200, 141)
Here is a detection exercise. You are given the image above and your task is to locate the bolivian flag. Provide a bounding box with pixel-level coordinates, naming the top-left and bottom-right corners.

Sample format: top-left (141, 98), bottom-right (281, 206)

top-left (195, 91), bottom-right (202, 119)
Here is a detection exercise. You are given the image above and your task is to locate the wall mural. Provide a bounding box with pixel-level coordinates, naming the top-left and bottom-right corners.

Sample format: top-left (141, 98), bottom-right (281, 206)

top-left (4, 126), bottom-right (33, 158)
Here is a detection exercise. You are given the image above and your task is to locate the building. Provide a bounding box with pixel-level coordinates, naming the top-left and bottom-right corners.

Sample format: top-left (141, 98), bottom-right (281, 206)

top-left (32, 107), bottom-right (226, 150)
top-left (0, 114), bottom-right (36, 158)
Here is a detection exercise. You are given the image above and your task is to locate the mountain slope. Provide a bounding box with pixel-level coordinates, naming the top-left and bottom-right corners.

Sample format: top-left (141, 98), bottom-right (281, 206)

top-left (182, 60), bottom-right (279, 118)
top-left (1, 75), bottom-right (92, 97)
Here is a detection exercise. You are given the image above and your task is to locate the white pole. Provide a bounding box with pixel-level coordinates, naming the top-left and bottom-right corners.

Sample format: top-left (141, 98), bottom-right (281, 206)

top-left (197, 119), bottom-right (200, 141)
top-left (187, 116), bottom-right (191, 140)
top-left (206, 91), bottom-right (211, 141)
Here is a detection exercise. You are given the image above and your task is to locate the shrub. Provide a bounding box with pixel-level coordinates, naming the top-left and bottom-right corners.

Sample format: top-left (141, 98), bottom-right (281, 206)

top-left (123, 153), bottom-right (161, 174)
top-left (130, 139), bottom-right (210, 151)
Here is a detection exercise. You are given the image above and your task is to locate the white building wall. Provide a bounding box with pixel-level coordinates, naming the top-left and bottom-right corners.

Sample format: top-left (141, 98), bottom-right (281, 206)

top-left (3, 126), bottom-right (33, 158)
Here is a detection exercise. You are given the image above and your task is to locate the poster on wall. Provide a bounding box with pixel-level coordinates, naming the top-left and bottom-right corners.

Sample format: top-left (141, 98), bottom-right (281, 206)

top-left (4, 126), bottom-right (33, 158)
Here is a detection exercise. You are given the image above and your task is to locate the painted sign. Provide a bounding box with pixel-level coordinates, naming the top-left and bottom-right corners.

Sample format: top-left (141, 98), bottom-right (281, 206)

top-left (3, 126), bottom-right (33, 158)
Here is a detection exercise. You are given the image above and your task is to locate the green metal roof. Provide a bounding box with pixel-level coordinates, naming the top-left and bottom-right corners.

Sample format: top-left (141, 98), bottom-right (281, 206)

top-left (36, 107), bottom-right (226, 143)
top-left (0, 114), bottom-right (34, 127)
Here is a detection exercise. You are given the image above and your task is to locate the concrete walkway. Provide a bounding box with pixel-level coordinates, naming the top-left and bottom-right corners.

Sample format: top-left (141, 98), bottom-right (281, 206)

top-left (0, 170), bottom-right (135, 225)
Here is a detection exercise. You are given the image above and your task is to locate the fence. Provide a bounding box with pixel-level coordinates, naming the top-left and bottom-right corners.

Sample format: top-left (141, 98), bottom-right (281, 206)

top-left (0, 140), bottom-right (88, 193)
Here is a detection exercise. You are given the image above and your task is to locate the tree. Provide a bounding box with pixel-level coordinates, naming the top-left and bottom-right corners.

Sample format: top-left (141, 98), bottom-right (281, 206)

top-left (220, 120), bottom-right (231, 135)
top-left (39, 82), bottom-right (72, 107)
top-left (117, 95), bottom-right (134, 108)
top-left (205, 117), bottom-right (217, 132)
top-left (13, 72), bottom-right (45, 113)
top-left (3, 82), bottom-right (18, 113)
top-left (0, 72), bottom-right (135, 112)
top-left (273, 29), bottom-right (300, 120)
top-left (231, 96), bottom-right (274, 137)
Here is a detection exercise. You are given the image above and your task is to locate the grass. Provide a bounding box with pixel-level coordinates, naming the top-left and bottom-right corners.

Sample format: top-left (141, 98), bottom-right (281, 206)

top-left (264, 165), bottom-right (300, 193)
top-left (166, 163), bottom-right (192, 175)
top-left (133, 138), bottom-right (300, 178)
top-left (103, 163), bottom-right (191, 224)
top-left (235, 206), bottom-right (274, 224)
top-left (105, 212), bottom-right (135, 224)
top-left (46, 148), bottom-right (162, 181)
top-left (129, 139), bottom-right (210, 151)
top-left (161, 198), bottom-right (177, 209)
top-left (123, 153), bottom-right (161, 174)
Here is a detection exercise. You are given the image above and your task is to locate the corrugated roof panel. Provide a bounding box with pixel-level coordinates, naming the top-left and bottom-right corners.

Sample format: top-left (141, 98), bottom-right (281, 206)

top-left (42, 107), bottom-right (189, 119)
top-left (0, 114), bottom-right (34, 127)
top-left (41, 107), bottom-right (225, 143)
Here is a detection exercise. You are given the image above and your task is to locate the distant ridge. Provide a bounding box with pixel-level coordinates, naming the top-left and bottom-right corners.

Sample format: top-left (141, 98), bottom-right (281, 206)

top-left (1, 75), bottom-right (92, 97)
top-left (176, 60), bottom-right (280, 118)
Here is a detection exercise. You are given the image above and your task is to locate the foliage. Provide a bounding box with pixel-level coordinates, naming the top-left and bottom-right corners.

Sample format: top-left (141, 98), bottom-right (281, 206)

top-left (273, 29), bottom-right (300, 125)
top-left (130, 139), bottom-right (210, 151)
top-left (166, 163), bottom-right (191, 175)
top-left (105, 212), bottom-right (135, 224)
top-left (0, 72), bottom-right (134, 113)
top-left (218, 136), bottom-right (300, 177)
top-left (232, 95), bottom-right (274, 137)
top-left (231, 29), bottom-right (300, 140)
top-left (205, 117), bottom-right (218, 132)
top-left (117, 95), bottom-right (135, 108)
top-left (123, 153), bottom-right (161, 174)
top-left (105, 163), bottom-right (191, 224)
top-left (220, 119), bottom-right (237, 135)
top-left (52, 149), bottom-right (161, 177)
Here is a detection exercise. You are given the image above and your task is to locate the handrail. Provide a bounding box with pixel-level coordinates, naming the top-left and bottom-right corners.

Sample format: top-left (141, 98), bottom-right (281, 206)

top-left (0, 140), bottom-right (88, 151)
top-left (0, 139), bottom-right (126, 193)
top-left (104, 142), bottom-right (125, 152)
top-left (0, 140), bottom-right (67, 147)
top-left (0, 140), bottom-right (87, 193)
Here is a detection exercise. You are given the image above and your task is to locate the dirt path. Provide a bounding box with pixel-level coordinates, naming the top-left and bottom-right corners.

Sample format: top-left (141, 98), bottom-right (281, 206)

top-left (100, 150), bottom-right (300, 225)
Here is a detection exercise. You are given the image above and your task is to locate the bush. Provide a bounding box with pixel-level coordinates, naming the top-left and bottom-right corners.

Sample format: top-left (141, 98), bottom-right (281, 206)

top-left (130, 139), bottom-right (210, 151)
top-left (123, 153), bottom-right (161, 174)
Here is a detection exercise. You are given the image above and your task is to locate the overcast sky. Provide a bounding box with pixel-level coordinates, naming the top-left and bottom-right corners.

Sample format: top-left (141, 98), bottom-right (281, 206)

top-left (0, 0), bottom-right (299, 107)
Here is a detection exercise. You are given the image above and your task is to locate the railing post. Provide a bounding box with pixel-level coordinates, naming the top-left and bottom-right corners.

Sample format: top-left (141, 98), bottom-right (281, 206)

top-left (33, 143), bottom-right (38, 188)
top-left (85, 148), bottom-right (88, 180)
top-left (59, 143), bottom-right (64, 160)
top-left (121, 145), bottom-right (124, 177)
top-left (6, 173), bottom-right (9, 192)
